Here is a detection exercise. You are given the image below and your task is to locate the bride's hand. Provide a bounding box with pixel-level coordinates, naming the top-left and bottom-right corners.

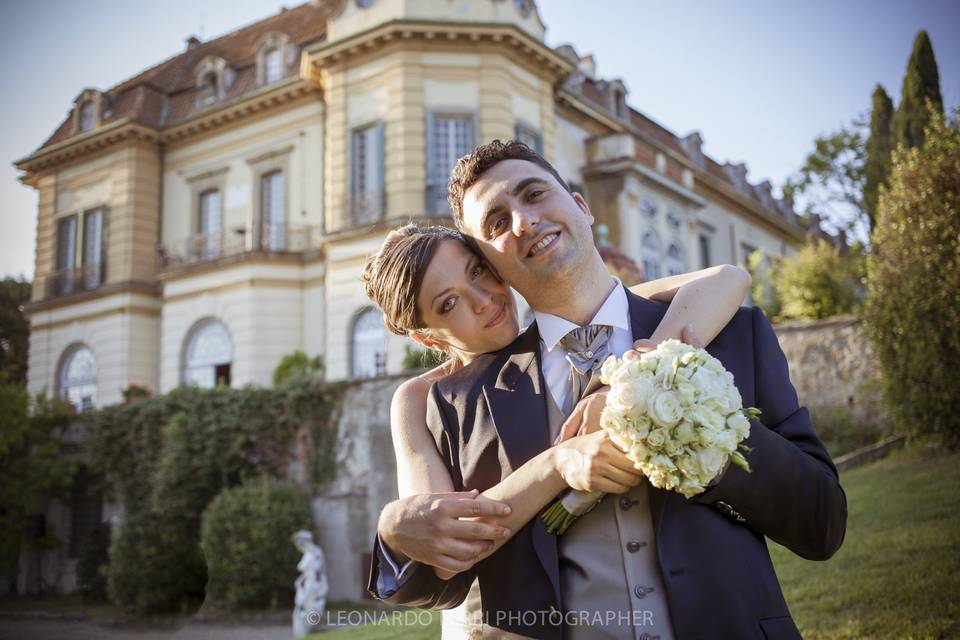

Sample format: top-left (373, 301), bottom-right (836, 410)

top-left (552, 430), bottom-right (643, 494)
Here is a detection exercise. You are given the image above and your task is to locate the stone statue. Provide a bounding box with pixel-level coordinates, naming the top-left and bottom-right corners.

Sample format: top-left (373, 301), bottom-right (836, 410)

top-left (292, 529), bottom-right (329, 638)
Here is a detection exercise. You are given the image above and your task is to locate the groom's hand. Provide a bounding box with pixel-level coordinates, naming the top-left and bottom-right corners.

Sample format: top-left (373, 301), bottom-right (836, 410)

top-left (378, 490), bottom-right (512, 574)
top-left (554, 431), bottom-right (644, 494)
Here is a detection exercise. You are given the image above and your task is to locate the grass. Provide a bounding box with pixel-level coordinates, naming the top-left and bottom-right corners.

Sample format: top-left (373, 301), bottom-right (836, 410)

top-left (314, 446), bottom-right (960, 640)
top-left (770, 445), bottom-right (960, 639)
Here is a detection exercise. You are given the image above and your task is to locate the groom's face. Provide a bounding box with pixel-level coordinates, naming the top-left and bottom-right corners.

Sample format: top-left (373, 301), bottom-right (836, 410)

top-left (459, 159), bottom-right (595, 302)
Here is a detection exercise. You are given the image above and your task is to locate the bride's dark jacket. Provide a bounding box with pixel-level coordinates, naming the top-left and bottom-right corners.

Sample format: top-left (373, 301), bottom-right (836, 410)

top-left (368, 292), bottom-right (847, 640)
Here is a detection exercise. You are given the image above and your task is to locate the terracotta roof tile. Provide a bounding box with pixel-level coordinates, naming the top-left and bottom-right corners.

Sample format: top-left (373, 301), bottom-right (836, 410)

top-left (35, 2), bottom-right (330, 153)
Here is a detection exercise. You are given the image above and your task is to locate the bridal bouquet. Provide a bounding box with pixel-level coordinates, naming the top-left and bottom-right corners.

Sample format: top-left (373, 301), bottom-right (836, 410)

top-left (543, 339), bottom-right (759, 535)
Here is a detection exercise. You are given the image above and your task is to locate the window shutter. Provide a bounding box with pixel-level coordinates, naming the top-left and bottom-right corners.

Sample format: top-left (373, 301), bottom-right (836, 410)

top-left (375, 120), bottom-right (386, 216)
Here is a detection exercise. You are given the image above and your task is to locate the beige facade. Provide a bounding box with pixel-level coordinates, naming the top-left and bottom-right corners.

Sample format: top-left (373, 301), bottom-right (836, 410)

top-left (16, 0), bottom-right (806, 413)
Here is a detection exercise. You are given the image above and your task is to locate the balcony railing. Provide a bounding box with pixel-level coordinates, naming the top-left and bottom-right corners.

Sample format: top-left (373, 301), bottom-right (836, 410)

top-left (158, 224), bottom-right (322, 271)
top-left (45, 262), bottom-right (106, 298)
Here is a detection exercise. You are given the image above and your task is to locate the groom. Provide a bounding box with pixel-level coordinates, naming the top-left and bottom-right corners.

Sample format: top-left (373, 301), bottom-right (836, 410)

top-left (368, 140), bottom-right (846, 639)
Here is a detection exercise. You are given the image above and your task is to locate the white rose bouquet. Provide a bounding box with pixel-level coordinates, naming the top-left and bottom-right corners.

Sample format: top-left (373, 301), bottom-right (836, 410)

top-left (543, 339), bottom-right (759, 535)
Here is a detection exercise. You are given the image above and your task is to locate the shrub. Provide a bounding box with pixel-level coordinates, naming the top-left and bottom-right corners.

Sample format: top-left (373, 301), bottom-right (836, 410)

top-left (200, 477), bottom-right (312, 610)
top-left (401, 344), bottom-right (447, 370)
top-left (76, 522), bottom-right (111, 602)
top-left (771, 239), bottom-right (865, 321)
top-left (273, 351), bottom-right (324, 386)
top-left (863, 108), bottom-right (960, 447)
top-left (107, 512), bottom-right (207, 613)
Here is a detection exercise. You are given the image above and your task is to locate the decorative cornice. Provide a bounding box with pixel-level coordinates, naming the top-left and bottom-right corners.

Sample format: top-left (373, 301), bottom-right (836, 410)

top-left (23, 280), bottom-right (162, 316)
top-left (304, 19), bottom-right (574, 84)
top-left (163, 78), bottom-right (319, 143)
top-left (15, 121), bottom-right (160, 175)
top-left (583, 158), bottom-right (708, 208)
top-left (558, 88), bottom-right (805, 243)
top-left (15, 78), bottom-right (322, 178)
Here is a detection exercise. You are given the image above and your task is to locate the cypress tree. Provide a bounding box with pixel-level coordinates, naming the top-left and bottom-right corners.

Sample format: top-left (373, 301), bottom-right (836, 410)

top-left (892, 30), bottom-right (943, 150)
top-left (863, 85), bottom-right (894, 231)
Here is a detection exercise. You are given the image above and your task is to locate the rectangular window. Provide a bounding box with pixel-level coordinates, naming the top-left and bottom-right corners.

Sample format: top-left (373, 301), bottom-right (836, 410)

top-left (82, 208), bottom-right (105, 289)
top-left (515, 123), bottom-right (543, 154)
top-left (699, 233), bottom-right (712, 269)
top-left (264, 48), bottom-right (283, 83)
top-left (351, 122), bottom-right (385, 225)
top-left (260, 171), bottom-right (285, 250)
top-left (56, 215), bottom-right (78, 295)
top-left (427, 114), bottom-right (474, 214)
top-left (198, 190), bottom-right (222, 259)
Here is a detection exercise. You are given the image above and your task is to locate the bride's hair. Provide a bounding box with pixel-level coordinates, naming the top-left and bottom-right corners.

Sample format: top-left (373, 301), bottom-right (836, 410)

top-left (360, 222), bottom-right (465, 337)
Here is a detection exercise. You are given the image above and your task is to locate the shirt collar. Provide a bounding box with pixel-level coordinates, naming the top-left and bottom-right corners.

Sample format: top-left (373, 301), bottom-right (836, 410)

top-left (534, 277), bottom-right (630, 352)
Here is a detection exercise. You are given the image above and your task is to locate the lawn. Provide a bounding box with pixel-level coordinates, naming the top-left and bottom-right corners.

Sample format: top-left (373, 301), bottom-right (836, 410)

top-left (315, 445), bottom-right (959, 640)
top-left (769, 445), bottom-right (960, 639)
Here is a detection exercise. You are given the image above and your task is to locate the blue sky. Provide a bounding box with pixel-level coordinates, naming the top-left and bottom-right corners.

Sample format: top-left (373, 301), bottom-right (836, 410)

top-left (1, 0), bottom-right (957, 279)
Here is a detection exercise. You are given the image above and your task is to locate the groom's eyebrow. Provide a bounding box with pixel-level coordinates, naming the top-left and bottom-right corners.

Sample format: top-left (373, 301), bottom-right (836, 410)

top-left (478, 177), bottom-right (549, 235)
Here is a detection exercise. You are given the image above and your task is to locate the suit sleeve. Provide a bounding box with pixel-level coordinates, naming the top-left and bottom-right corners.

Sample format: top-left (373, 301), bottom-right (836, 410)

top-left (694, 306), bottom-right (848, 560)
top-left (364, 383), bottom-right (476, 608)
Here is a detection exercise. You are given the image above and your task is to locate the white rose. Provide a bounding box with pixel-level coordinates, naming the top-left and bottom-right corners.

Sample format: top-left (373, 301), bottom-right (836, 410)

top-left (689, 405), bottom-right (725, 433)
top-left (629, 443), bottom-right (651, 463)
top-left (727, 412), bottom-right (751, 439)
top-left (678, 477), bottom-right (705, 498)
top-left (665, 438), bottom-right (685, 457)
top-left (599, 355), bottom-right (621, 385)
top-left (675, 380), bottom-right (698, 404)
top-left (630, 416), bottom-right (652, 440)
top-left (648, 390), bottom-right (684, 429)
top-left (614, 379), bottom-right (656, 419)
top-left (601, 409), bottom-right (630, 438)
top-left (715, 428), bottom-right (739, 453)
top-left (676, 453), bottom-right (699, 478)
top-left (646, 426), bottom-right (670, 449)
top-left (697, 425), bottom-right (719, 447)
top-left (695, 447), bottom-right (726, 481)
top-left (674, 420), bottom-right (698, 445)
top-left (650, 453), bottom-right (678, 471)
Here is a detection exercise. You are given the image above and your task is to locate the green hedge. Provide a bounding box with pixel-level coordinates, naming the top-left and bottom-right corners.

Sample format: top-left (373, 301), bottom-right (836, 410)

top-left (200, 477), bottom-right (313, 610)
top-left (82, 376), bottom-right (341, 613)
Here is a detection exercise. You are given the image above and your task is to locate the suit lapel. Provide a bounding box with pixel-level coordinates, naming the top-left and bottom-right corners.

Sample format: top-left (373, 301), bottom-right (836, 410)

top-left (482, 324), bottom-right (551, 473)
top-left (482, 323), bottom-right (562, 608)
top-left (626, 291), bottom-right (671, 538)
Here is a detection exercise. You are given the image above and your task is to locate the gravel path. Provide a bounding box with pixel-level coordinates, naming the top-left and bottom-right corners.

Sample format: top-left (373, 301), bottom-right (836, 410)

top-left (0, 617), bottom-right (298, 640)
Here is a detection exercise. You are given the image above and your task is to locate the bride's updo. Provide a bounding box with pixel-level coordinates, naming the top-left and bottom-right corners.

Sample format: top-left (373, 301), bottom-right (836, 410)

top-left (360, 223), bottom-right (465, 337)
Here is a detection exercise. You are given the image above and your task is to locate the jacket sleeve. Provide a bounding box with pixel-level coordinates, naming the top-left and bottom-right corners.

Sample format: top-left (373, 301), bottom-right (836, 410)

top-left (364, 384), bottom-right (476, 608)
top-left (694, 306), bottom-right (848, 560)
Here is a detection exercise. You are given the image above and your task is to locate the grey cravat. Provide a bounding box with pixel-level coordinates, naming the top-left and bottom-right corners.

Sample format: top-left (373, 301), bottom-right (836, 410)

top-left (559, 324), bottom-right (613, 416)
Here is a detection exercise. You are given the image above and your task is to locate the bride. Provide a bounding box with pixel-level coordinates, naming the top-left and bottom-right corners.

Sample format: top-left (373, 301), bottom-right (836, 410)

top-left (361, 222), bottom-right (750, 638)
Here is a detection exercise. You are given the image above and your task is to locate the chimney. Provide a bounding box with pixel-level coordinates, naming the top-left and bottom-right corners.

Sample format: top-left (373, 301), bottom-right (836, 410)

top-left (186, 35), bottom-right (202, 50)
top-left (681, 131), bottom-right (705, 168)
top-left (578, 54), bottom-right (597, 79)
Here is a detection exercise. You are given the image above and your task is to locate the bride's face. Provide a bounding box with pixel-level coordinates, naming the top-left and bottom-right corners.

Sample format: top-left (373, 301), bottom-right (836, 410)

top-left (415, 238), bottom-right (520, 359)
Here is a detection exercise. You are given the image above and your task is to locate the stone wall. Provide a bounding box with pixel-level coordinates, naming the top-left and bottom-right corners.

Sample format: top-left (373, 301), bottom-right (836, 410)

top-left (773, 315), bottom-right (887, 431)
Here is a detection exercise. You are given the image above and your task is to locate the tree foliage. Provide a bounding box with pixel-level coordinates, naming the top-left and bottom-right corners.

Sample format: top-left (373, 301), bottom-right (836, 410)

top-left (892, 30), bottom-right (943, 151)
top-left (783, 123), bottom-right (868, 242)
top-left (864, 85), bottom-right (894, 228)
top-left (0, 279), bottom-right (31, 386)
top-left (273, 351), bottom-right (324, 386)
top-left (200, 477), bottom-right (312, 610)
top-left (0, 386), bottom-right (76, 586)
top-left (769, 240), bottom-right (865, 322)
top-left (864, 108), bottom-right (960, 447)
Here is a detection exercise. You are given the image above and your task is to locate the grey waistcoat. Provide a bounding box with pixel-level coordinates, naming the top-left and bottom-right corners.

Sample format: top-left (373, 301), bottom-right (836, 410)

top-left (546, 388), bottom-right (676, 640)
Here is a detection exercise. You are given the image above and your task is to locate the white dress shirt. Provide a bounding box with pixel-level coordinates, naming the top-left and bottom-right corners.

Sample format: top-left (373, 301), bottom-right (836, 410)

top-left (534, 277), bottom-right (634, 411)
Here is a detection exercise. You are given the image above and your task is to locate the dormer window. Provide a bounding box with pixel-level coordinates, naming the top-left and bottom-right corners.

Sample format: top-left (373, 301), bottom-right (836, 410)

top-left (194, 56), bottom-right (233, 109)
top-left (255, 32), bottom-right (291, 86)
top-left (73, 89), bottom-right (103, 135)
top-left (78, 102), bottom-right (96, 132)
top-left (199, 72), bottom-right (219, 105)
top-left (612, 87), bottom-right (625, 119)
top-left (264, 47), bottom-right (283, 83)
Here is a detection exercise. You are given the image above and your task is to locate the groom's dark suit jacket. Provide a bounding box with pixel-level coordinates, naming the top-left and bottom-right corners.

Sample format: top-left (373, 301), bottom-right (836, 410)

top-left (368, 292), bottom-right (847, 639)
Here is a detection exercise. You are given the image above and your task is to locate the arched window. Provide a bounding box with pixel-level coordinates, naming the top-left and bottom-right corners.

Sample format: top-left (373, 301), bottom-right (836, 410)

top-left (666, 241), bottom-right (687, 277)
top-left (263, 47), bottom-right (283, 83)
top-left (78, 102), bottom-right (96, 132)
top-left (351, 308), bottom-right (386, 379)
top-left (199, 72), bottom-right (219, 105)
top-left (182, 319), bottom-right (233, 388)
top-left (641, 229), bottom-right (662, 280)
top-left (59, 345), bottom-right (97, 412)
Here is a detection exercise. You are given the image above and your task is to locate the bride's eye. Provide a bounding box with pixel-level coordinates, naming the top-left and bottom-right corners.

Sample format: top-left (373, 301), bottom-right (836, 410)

top-left (441, 296), bottom-right (457, 314)
top-left (471, 263), bottom-right (485, 279)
